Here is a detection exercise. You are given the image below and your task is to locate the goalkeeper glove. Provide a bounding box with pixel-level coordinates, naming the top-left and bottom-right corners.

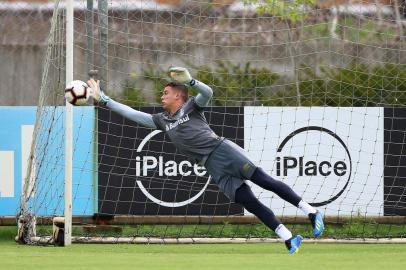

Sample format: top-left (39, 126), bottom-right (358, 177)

top-left (87, 78), bottom-right (110, 105)
top-left (168, 67), bottom-right (196, 86)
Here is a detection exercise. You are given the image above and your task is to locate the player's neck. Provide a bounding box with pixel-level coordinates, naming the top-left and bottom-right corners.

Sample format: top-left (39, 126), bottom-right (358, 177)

top-left (168, 102), bottom-right (185, 116)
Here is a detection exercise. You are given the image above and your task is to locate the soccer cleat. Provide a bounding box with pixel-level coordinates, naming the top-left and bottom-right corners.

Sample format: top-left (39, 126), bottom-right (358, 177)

top-left (309, 211), bottom-right (325, 237)
top-left (285, 235), bottom-right (303, 254)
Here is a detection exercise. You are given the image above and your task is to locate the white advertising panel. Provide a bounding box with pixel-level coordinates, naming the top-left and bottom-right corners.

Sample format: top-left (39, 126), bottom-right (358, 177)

top-left (244, 107), bottom-right (384, 216)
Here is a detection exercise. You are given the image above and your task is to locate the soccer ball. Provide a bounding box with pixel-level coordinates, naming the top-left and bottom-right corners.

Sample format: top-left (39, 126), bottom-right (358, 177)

top-left (64, 80), bottom-right (89, 105)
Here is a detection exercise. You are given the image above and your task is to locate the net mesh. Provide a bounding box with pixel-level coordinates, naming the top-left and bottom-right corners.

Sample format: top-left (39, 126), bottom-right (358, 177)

top-left (19, 0), bottom-right (406, 244)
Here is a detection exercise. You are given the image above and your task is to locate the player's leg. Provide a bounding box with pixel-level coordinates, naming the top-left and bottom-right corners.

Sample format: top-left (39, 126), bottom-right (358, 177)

top-left (235, 183), bottom-right (302, 254)
top-left (204, 139), bottom-right (323, 237)
top-left (249, 167), bottom-right (324, 237)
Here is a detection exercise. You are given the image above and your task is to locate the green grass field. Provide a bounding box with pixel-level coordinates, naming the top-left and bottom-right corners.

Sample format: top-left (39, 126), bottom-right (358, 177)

top-left (1, 226), bottom-right (406, 270)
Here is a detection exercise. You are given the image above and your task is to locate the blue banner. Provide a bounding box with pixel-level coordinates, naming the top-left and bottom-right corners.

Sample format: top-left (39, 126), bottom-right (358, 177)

top-left (0, 106), bottom-right (95, 216)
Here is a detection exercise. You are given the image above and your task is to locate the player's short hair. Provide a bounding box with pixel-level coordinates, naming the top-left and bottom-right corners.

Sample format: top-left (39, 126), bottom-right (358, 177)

top-left (166, 81), bottom-right (189, 102)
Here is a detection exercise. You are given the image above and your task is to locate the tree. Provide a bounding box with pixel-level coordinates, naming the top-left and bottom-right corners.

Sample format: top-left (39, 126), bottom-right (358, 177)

top-left (272, 64), bottom-right (406, 107)
top-left (245, 0), bottom-right (316, 22)
top-left (244, 0), bottom-right (317, 105)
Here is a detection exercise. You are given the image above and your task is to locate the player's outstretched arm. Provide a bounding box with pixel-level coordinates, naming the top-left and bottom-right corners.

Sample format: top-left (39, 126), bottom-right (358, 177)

top-left (169, 67), bottom-right (213, 107)
top-left (87, 79), bottom-right (157, 129)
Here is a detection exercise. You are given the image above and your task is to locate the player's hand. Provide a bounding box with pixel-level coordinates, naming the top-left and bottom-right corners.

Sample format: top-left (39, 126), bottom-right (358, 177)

top-left (87, 78), bottom-right (110, 105)
top-left (168, 67), bottom-right (194, 85)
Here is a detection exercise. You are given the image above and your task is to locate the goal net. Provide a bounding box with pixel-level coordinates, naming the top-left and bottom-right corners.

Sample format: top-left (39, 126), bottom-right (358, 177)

top-left (18, 0), bottom-right (406, 245)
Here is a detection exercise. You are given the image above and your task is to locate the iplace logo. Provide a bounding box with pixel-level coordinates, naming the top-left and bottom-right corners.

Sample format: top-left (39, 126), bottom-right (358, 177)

top-left (135, 130), bottom-right (211, 208)
top-left (276, 126), bottom-right (352, 206)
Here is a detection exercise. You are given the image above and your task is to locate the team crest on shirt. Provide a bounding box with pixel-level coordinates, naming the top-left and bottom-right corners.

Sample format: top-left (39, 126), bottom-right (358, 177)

top-left (165, 114), bottom-right (190, 131)
top-left (242, 163), bottom-right (252, 174)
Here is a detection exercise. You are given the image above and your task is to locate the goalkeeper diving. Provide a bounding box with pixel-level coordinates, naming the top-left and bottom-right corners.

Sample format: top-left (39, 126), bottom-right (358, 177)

top-left (87, 67), bottom-right (325, 254)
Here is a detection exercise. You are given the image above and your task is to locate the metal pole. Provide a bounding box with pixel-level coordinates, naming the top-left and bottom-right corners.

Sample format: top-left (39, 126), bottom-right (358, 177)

top-left (65, 0), bottom-right (74, 246)
top-left (86, 0), bottom-right (94, 71)
top-left (98, 0), bottom-right (108, 91)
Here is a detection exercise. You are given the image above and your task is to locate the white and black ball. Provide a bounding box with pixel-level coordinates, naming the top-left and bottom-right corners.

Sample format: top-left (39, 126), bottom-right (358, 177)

top-left (64, 80), bottom-right (89, 105)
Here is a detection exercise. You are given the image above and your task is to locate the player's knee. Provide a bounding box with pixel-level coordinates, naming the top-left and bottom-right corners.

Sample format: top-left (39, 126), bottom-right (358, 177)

top-left (235, 184), bottom-right (256, 205)
top-left (252, 167), bottom-right (281, 190)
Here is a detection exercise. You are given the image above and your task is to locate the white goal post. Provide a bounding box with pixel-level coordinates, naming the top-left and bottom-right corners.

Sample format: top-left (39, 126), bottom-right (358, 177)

top-left (64, 0), bottom-right (74, 246)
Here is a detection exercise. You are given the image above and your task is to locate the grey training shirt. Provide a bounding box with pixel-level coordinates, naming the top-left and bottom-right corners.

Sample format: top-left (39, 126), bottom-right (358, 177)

top-left (152, 97), bottom-right (223, 164)
top-left (105, 79), bottom-right (221, 164)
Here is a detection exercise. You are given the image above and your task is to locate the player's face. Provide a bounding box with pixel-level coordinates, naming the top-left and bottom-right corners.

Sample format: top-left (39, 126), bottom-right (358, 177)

top-left (161, 86), bottom-right (180, 112)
